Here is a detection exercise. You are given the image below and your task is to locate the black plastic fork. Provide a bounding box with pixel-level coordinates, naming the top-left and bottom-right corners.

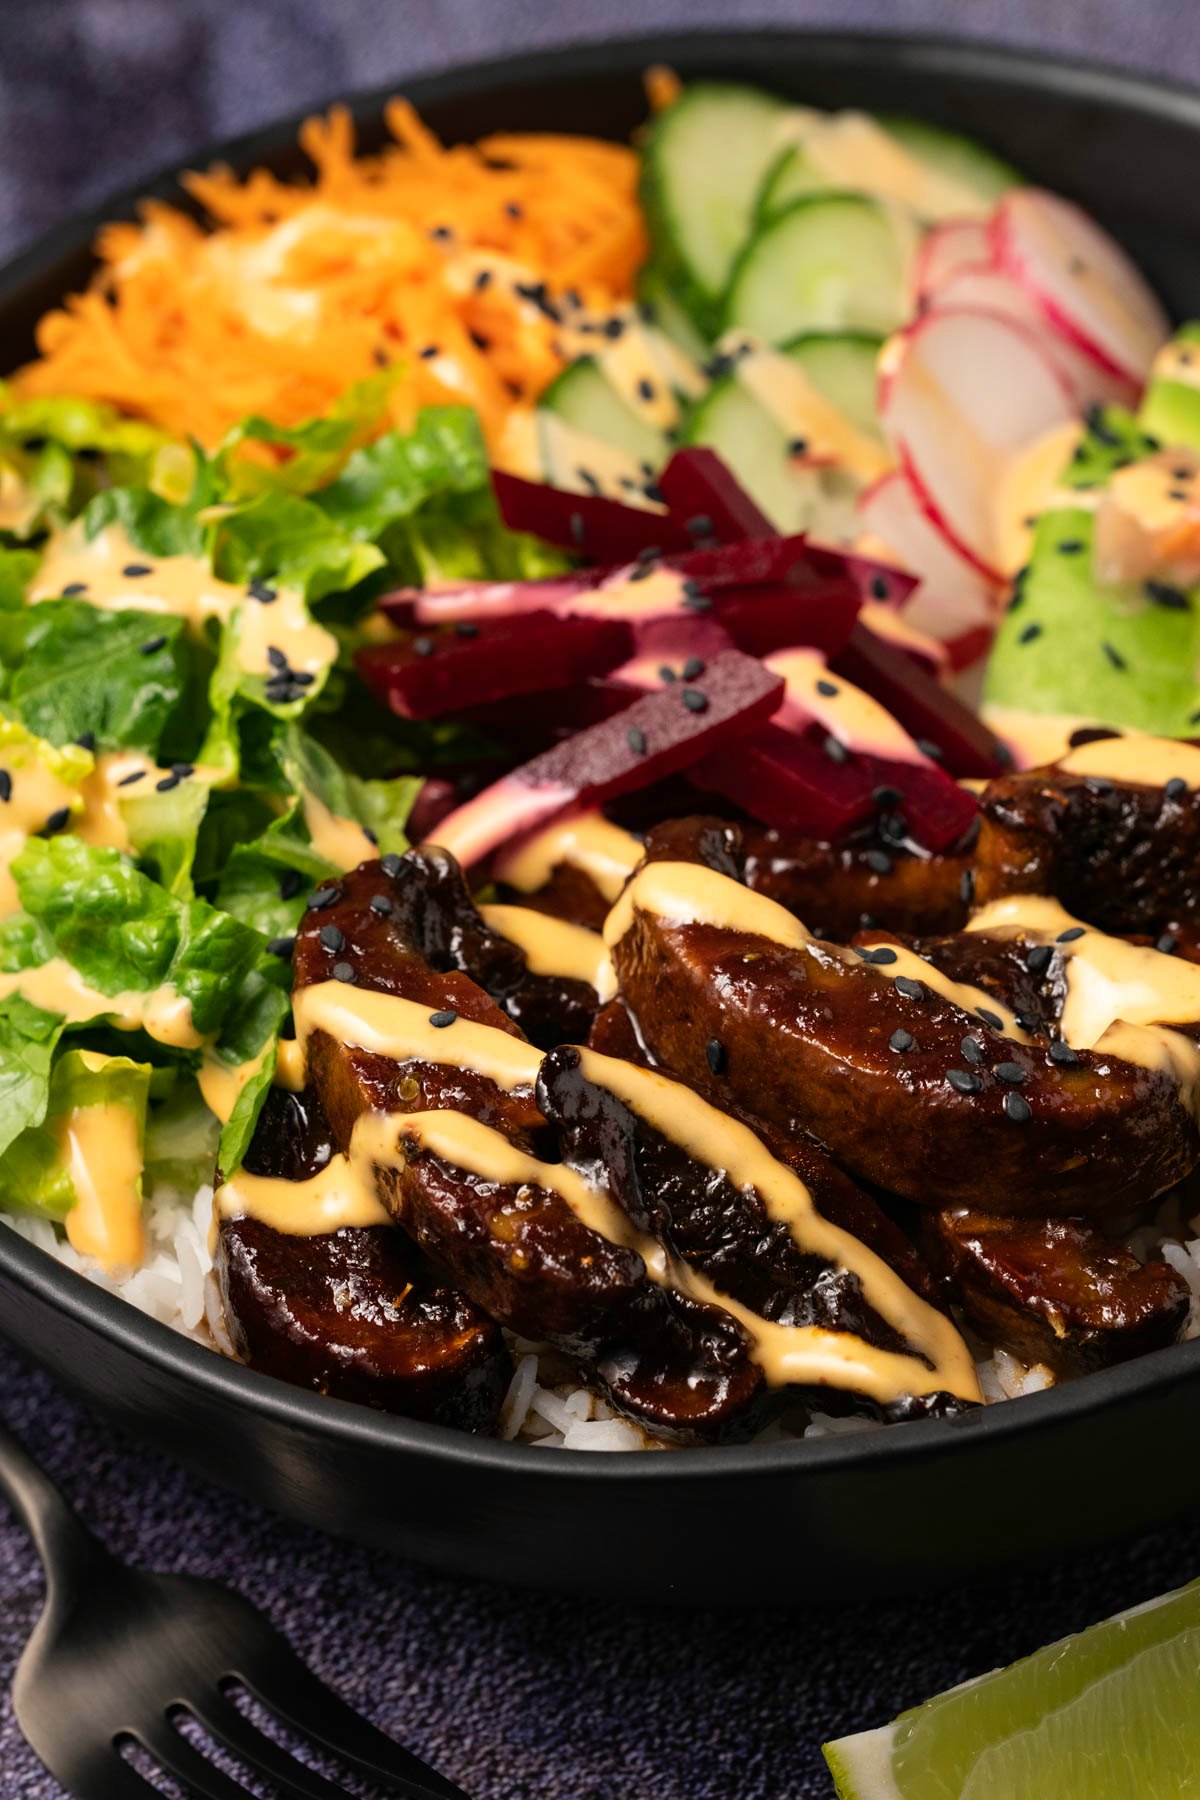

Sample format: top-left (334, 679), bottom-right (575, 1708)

top-left (0, 1413), bottom-right (470, 1800)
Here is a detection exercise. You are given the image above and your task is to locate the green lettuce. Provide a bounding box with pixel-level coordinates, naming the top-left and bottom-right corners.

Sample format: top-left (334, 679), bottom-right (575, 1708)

top-left (0, 1047), bottom-right (150, 1223)
top-left (211, 373), bottom-right (395, 500)
top-left (0, 994), bottom-right (65, 1161)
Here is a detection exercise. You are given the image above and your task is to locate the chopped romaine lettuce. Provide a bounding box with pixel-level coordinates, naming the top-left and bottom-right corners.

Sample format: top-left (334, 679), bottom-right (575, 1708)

top-left (0, 994), bottom-right (65, 1161)
top-left (0, 1047), bottom-right (151, 1223)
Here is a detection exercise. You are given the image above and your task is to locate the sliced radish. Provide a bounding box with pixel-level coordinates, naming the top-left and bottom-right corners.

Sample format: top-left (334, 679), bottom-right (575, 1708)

top-left (427, 650), bottom-right (784, 869)
top-left (927, 264), bottom-right (1137, 407)
top-left (910, 220), bottom-right (990, 307)
top-left (878, 307), bottom-right (1076, 581)
top-left (491, 470), bottom-right (695, 560)
top-left (355, 613), bottom-right (634, 719)
top-left (990, 189), bottom-right (1169, 387)
top-left (858, 469), bottom-right (999, 663)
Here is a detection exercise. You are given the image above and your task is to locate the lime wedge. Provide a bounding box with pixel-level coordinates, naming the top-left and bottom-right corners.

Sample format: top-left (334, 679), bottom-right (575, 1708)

top-left (825, 1576), bottom-right (1200, 1797)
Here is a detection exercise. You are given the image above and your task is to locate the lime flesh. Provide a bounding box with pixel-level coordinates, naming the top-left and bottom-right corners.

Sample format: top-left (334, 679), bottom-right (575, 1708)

top-left (825, 1577), bottom-right (1200, 1798)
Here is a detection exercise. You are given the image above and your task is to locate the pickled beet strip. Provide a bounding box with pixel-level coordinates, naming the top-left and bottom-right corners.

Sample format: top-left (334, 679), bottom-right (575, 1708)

top-left (657, 447), bottom-right (777, 542)
top-left (833, 623), bottom-right (1009, 777)
top-left (427, 649), bottom-right (785, 869)
top-left (693, 722), bottom-right (977, 850)
top-left (491, 469), bottom-right (695, 558)
top-left (355, 612), bottom-right (634, 720)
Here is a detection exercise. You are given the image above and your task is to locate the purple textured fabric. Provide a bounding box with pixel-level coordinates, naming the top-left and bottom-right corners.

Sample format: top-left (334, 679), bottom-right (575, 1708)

top-left (3, 5), bottom-right (1200, 1796)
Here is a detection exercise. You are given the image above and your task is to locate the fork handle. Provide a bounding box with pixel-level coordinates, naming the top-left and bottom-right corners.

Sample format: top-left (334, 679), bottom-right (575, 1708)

top-left (0, 1413), bottom-right (100, 1588)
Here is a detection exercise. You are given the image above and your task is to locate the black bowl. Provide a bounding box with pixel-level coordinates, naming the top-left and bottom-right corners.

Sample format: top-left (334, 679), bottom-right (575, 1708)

top-left (3, 30), bottom-right (1200, 1604)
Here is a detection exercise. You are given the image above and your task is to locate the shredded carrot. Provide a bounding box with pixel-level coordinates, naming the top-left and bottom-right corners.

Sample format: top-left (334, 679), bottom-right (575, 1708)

top-left (644, 65), bottom-right (682, 113)
top-left (11, 99), bottom-right (650, 454)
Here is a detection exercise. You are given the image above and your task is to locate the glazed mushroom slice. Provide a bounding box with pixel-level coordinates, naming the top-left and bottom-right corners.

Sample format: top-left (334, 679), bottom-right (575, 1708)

top-left (974, 735), bottom-right (1200, 944)
top-left (924, 1209), bottom-right (1192, 1379)
top-left (214, 1085), bottom-right (509, 1429)
top-left (605, 859), bottom-right (1200, 1217)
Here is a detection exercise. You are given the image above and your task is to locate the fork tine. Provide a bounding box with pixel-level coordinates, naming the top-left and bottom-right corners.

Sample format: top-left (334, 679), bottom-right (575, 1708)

top-left (243, 1649), bottom-right (470, 1800)
top-left (51, 1752), bottom-right (165, 1800)
top-left (133, 1721), bottom-right (260, 1800)
top-left (184, 1692), bottom-right (354, 1800)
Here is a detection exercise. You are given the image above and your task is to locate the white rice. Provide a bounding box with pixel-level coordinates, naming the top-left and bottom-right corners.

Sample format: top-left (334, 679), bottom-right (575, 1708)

top-left (5, 1184), bottom-right (1200, 1451)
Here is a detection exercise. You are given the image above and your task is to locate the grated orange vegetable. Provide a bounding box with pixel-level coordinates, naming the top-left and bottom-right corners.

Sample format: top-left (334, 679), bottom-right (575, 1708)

top-left (11, 98), bottom-right (649, 453)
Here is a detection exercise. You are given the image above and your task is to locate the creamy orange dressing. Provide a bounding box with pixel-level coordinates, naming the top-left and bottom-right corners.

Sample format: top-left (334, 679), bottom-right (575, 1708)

top-left (494, 811), bottom-right (643, 903)
top-left (980, 706), bottom-right (1119, 772)
top-left (994, 420), bottom-right (1083, 577)
top-left (965, 895), bottom-right (1200, 1104)
top-left (0, 958), bottom-right (202, 1048)
top-left (1094, 451), bottom-right (1200, 585)
top-left (293, 980), bottom-right (544, 1092)
top-left (587, 319), bottom-right (704, 433)
top-left (857, 600), bottom-right (948, 673)
top-left (729, 341), bottom-right (891, 484)
top-left (215, 1151), bottom-right (389, 1234)
top-left (62, 1095), bottom-right (145, 1271)
top-left (274, 1037), bottom-right (307, 1093)
top-left (532, 412), bottom-right (660, 506)
top-left (604, 860), bottom-right (1030, 1039)
top-left (766, 646), bottom-right (929, 765)
top-left (479, 904), bottom-right (606, 988)
top-left (366, 1105), bottom-right (978, 1404)
top-left (30, 523), bottom-right (337, 682)
top-left (803, 111), bottom-right (990, 220)
top-left (301, 791), bottom-right (377, 872)
top-left (1058, 734), bottom-right (1200, 790)
top-left (197, 1042), bottom-right (273, 1126)
top-left (0, 751), bottom-right (84, 915)
top-left (1151, 338), bottom-right (1200, 391)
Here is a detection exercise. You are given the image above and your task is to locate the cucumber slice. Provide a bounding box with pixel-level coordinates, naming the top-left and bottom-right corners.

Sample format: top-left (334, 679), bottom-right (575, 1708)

top-left (782, 330), bottom-right (884, 441)
top-left (723, 195), bottom-right (914, 342)
top-left (756, 143), bottom-right (830, 222)
top-left (882, 115), bottom-right (1021, 207)
top-left (680, 377), bottom-right (803, 530)
top-left (539, 356), bottom-right (667, 467)
top-left (640, 82), bottom-right (792, 334)
top-left (636, 263), bottom-right (712, 362)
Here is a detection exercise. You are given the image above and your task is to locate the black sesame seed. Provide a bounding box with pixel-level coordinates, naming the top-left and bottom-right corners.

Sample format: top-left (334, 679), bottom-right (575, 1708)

top-left (995, 1061), bottom-right (1027, 1085)
top-left (1049, 1039), bottom-right (1079, 1065)
top-left (705, 1037), bottom-right (726, 1075)
top-left (681, 578), bottom-right (705, 601)
top-left (1056, 538), bottom-right (1085, 555)
top-left (895, 976), bottom-right (925, 1002)
top-left (643, 481), bottom-right (665, 504)
top-left (266, 644), bottom-right (288, 671)
top-left (413, 636), bottom-right (435, 658)
top-left (1169, 488), bottom-right (1190, 502)
top-left (961, 1036), bottom-right (985, 1066)
top-left (430, 224), bottom-right (453, 241)
top-left (569, 511), bottom-right (586, 547)
top-left (659, 664), bottom-right (677, 684)
top-left (869, 574), bottom-right (890, 601)
top-left (576, 467), bottom-right (601, 496)
top-left (877, 811), bottom-right (907, 847)
top-left (505, 200), bottom-right (523, 220)
top-left (62, 581), bottom-right (89, 596)
top-left (1088, 777), bottom-right (1115, 796)
top-left (455, 621), bottom-right (480, 638)
top-left (1156, 933), bottom-right (1178, 956)
top-left (267, 935), bottom-right (295, 959)
top-left (1144, 579), bottom-right (1190, 611)
top-left (1018, 622), bottom-right (1043, 645)
top-left (873, 786), bottom-right (902, 809)
top-left (1101, 641), bottom-right (1127, 671)
top-left (637, 377), bottom-right (656, 403)
top-left (682, 688), bottom-right (708, 713)
top-left (307, 885), bottom-right (339, 910)
top-left (1056, 926), bottom-right (1086, 942)
top-left (1026, 944), bottom-right (1053, 976)
top-left (947, 1069), bottom-right (982, 1094)
top-left (1008, 590), bottom-right (1026, 615)
top-left (369, 893), bottom-right (394, 916)
top-left (1165, 777), bottom-right (1188, 801)
top-left (824, 734), bottom-right (848, 765)
top-left (474, 268), bottom-right (493, 293)
top-left (39, 806), bottom-right (70, 836)
top-left (332, 961), bottom-right (356, 984)
top-left (682, 592), bottom-right (711, 612)
top-left (636, 544), bottom-right (662, 566)
top-left (788, 436), bottom-right (809, 457)
top-left (682, 657), bottom-right (706, 681)
top-left (429, 1009), bottom-right (458, 1028)
top-left (626, 727), bottom-right (647, 755)
top-left (319, 923), bottom-right (346, 953)
top-left (859, 945), bottom-right (898, 965)
top-left (0, 770), bottom-right (11, 802)
top-left (248, 579), bottom-right (277, 603)
top-left (122, 562), bottom-right (153, 577)
top-left (139, 634), bottom-right (167, 655)
top-left (976, 1007), bottom-right (1004, 1030)
top-left (418, 344), bottom-right (440, 360)
top-left (865, 850), bottom-right (893, 875)
top-left (1003, 1090), bottom-right (1032, 1123)
top-left (889, 1028), bottom-right (914, 1053)
top-left (380, 853), bottom-right (403, 879)
top-left (362, 826), bottom-right (378, 846)
top-left (685, 514), bottom-right (714, 539)
top-left (155, 773), bottom-right (181, 792)
top-left (816, 679), bottom-right (839, 698)
top-left (959, 870), bottom-right (975, 906)
top-left (914, 739), bottom-right (943, 762)
top-left (75, 731), bottom-right (96, 752)
top-left (279, 868), bottom-right (303, 901)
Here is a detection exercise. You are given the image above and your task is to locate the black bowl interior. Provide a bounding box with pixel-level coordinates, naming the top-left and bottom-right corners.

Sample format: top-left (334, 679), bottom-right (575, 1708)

top-left (2, 30), bottom-right (1200, 1603)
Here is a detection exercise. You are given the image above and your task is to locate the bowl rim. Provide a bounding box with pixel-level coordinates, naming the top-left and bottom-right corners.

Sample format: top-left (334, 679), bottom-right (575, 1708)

top-left (2, 22), bottom-right (1200, 1485)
